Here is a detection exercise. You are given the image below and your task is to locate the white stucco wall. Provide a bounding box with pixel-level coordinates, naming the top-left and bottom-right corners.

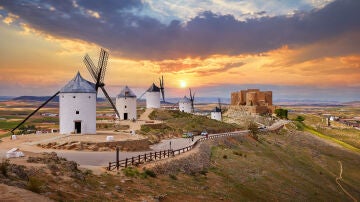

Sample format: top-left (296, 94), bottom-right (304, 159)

top-left (59, 92), bottom-right (96, 134)
top-left (116, 97), bottom-right (137, 120)
top-left (146, 92), bottom-right (160, 108)
top-left (211, 112), bottom-right (222, 121)
top-left (179, 102), bottom-right (192, 113)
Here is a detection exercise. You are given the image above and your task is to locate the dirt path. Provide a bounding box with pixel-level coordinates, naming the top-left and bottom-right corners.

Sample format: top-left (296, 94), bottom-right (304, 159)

top-left (336, 161), bottom-right (358, 202)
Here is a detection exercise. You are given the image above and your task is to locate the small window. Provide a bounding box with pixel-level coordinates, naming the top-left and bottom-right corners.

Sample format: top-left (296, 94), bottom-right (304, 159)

top-left (88, 96), bottom-right (91, 98)
top-left (76, 111), bottom-right (79, 114)
top-left (62, 95), bottom-right (64, 98)
top-left (73, 96), bottom-right (76, 98)
top-left (125, 105), bottom-right (127, 108)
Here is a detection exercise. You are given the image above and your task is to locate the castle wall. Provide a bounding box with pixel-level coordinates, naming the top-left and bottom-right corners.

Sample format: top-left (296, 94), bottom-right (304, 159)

top-left (230, 89), bottom-right (274, 115)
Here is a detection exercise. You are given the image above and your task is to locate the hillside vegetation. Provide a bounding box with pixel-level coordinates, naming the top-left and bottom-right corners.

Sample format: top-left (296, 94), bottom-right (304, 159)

top-left (2, 124), bottom-right (359, 201)
top-left (139, 109), bottom-right (242, 143)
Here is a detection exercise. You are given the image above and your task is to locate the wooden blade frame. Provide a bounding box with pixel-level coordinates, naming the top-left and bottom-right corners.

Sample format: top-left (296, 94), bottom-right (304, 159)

top-left (11, 91), bottom-right (60, 134)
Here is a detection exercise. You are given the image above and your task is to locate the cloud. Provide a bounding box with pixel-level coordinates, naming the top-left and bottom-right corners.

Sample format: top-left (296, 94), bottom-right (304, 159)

top-left (0, 0), bottom-right (359, 60)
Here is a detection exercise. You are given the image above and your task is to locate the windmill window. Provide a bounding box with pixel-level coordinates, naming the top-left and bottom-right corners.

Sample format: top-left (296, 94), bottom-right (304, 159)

top-left (73, 96), bottom-right (76, 98)
top-left (76, 111), bottom-right (79, 114)
top-left (125, 105), bottom-right (127, 108)
top-left (88, 96), bottom-right (91, 99)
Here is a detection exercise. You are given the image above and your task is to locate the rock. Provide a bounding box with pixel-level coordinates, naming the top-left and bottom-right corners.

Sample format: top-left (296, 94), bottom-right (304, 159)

top-left (114, 185), bottom-right (122, 192)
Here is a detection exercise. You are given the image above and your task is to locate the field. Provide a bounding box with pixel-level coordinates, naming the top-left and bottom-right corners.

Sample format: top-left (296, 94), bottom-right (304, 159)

top-left (287, 105), bottom-right (360, 151)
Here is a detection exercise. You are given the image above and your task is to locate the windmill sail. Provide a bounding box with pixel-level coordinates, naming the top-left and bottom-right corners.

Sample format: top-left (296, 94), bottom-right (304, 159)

top-left (189, 88), bottom-right (195, 113)
top-left (83, 48), bottom-right (120, 118)
top-left (11, 91), bottom-right (60, 134)
top-left (159, 75), bottom-right (165, 102)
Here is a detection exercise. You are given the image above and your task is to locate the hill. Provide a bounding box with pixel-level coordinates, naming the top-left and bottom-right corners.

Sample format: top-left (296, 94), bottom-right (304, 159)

top-left (1, 124), bottom-right (359, 201)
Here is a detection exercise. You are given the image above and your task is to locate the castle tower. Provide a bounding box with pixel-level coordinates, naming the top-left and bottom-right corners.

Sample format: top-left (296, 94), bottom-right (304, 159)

top-left (116, 86), bottom-right (137, 120)
top-left (146, 83), bottom-right (160, 108)
top-left (59, 72), bottom-right (96, 134)
top-left (179, 96), bottom-right (192, 113)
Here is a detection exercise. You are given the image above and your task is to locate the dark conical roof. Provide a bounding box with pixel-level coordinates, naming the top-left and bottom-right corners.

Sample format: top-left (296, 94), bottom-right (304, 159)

top-left (147, 83), bottom-right (160, 92)
top-left (117, 86), bottom-right (137, 98)
top-left (60, 72), bottom-right (96, 93)
top-left (213, 107), bottom-right (221, 112)
top-left (179, 96), bottom-right (191, 103)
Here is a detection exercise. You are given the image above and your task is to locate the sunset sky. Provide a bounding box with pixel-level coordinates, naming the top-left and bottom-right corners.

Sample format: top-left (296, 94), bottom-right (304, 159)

top-left (0, 0), bottom-right (359, 102)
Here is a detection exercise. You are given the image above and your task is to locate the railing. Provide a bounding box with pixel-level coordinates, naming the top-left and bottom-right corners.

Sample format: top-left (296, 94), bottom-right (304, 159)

top-left (107, 131), bottom-right (244, 171)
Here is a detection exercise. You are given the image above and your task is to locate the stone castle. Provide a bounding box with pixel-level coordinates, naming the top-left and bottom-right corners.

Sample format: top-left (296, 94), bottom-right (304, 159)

top-left (230, 89), bottom-right (275, 115)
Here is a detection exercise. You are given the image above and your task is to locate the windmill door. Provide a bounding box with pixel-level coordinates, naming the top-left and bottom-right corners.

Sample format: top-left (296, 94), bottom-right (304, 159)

top-left (124, 113), bottom-right (128, 120)
top-left (74, 121), bottom-right (81, 134)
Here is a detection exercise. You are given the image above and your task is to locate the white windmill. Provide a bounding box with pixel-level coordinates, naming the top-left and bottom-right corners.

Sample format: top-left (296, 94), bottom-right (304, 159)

top-left (178, 96), bottom-right (192, 113)
top-left (59, 72), bottom-right (96, 134)
top-left (116, 86), bottom-right (137, 120)
top-left (211, 98), bottom-right (222, 121)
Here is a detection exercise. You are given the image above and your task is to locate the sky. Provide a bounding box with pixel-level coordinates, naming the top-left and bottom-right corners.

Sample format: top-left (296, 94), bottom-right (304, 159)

top-left (0, 0), bottom-right (359, 102)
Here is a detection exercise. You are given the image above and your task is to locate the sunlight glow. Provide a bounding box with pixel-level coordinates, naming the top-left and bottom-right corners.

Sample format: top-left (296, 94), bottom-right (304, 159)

top-left (180, 80), bottom-right (187, 88)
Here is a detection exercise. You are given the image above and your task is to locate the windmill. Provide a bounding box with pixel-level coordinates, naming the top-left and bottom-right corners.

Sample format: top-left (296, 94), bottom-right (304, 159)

top-left (159, 75), bottom-right (165, 102)
top-left (189, 88), bottom-right (195, 113)
top-left (218, 98), bottom-right (222, 115)
top-left (83, 48), bottom-right (120, 118)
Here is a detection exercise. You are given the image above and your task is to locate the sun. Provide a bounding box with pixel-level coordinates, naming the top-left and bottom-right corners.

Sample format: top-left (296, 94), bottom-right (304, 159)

top-left (180, 80), bottom-right (187, 88)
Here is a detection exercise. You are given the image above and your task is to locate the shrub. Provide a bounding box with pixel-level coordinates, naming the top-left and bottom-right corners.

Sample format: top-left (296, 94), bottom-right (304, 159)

top-left (248, 122), bottom-right (259, 141)
top-left (27, 177), bottom-right (43, 193)
top-left (233, 151), bottom-right (242, 156)
top-left (275, 109), bottom-right (288, 119)
top-left (169, 174), bottom-right (177, 180)
top-left (295, 116), bottom-right (305, 122)
top-left (122, 167), bottom-right (139, 177)
top-left (143, 169), bottom-right (156, 178)
top-left (0, 159), bottom-right (10, 177)
top-left (223, 155), bottom-right (228, 159)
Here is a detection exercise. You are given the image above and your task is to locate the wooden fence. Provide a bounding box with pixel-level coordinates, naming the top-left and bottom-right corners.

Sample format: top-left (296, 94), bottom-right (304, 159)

top-left (107, 131), bottom-right (244, 171)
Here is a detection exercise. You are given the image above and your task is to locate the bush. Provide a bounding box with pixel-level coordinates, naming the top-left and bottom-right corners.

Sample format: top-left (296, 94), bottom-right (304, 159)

top-left (295, 116), bottom-right (305, 122)
top-left (248, 122), bottom-right (259, 141)
top-left (223, 155), bottom-right (228, 159)
top-left (275, 109), bottom-right (288, 119)
top-left (143, 169), bottom-right (157, 178)
top-left (295, 121), bottom-right (304, 131)
top-left (0, 159), bottom-right (10, 177)
top-left (122, 167), bottom-right (139, 177)
top-left (169, 174), bottom-right (177, 180)
top-left (27, 177), bottom-right (43, 193)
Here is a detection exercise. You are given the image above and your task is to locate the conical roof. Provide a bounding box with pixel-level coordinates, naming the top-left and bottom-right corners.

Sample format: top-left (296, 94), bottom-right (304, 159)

top-left (60, 72), bottom-right (96, 93)
top-left (147, 83), bottom-right (160, 92)
top-left (213, 107), bottom-right (221, 112)
top-left (179, 96), bottom-right (191, 103)
top-left (117, 86), bottom-right (137, 98)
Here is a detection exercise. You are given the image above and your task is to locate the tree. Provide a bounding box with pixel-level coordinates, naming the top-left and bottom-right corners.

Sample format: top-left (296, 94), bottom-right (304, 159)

top-left (248, 122), bottom-right (259, 141)
top-left (275, 109), bottom-right (288, 119)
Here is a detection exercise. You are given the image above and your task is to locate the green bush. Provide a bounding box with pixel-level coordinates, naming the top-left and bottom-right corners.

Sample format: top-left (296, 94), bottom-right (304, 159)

top-left (123, 167), bottom-right (140, 177)
top-left (27, 177), bottom-right (43, 193)
top-left (275, 109), bottom-right (288, 119)
top-left (143, 169), bottom-right (157, 178)
top-left (295, 116), bottom-right (305, 122)
top-left (169, 174), bottom-right (177, 180)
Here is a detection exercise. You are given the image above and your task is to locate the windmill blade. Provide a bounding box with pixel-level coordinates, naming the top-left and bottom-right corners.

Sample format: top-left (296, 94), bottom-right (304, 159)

top-left (159, 75), bottom-right (165, 102)
top-left (83, 54), bottom-right (98, 82)
top-left (98, 48), bottom-right (108, 84)
top-left (137, 90), bottom-right (147, 100)
top-left (11, 91), bottom-right (60, 134)
top-left (100, 86), bottom-right (120, 119)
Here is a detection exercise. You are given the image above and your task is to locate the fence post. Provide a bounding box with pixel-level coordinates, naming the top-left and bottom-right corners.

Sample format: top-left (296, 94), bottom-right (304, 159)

top-left (116, 147), bottom-right (119, 170)
top-left (132, 157), bottom-right (134, 165)
top-left (108, 162), bottom-right (111, 171)
top-left (145, 153), bottom-right (147, 161)
top-left (125, 158), bottom-right (128, 168)
top-left (138, 155), bottom-right (140, 164)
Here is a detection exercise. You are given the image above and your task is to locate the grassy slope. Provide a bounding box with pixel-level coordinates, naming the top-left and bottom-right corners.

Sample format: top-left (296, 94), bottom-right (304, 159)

top-left (289, 113), bottom-right (360, 150)
top-left (2, 126), bottom-right (360, 201)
